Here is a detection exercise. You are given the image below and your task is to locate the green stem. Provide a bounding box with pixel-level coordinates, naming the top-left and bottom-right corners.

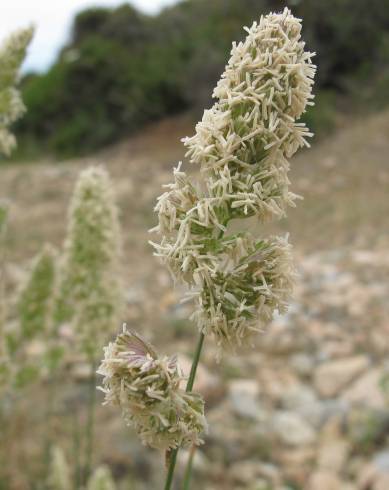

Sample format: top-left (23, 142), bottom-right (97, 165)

top-left (73, 410), bottom-right (82, 490)
top-left (182, 445), bottom-right (196, 490)
top-left (84, 358), bottom-right (97, 483)
top-left (185, 332), bottom-right (204, 392)
top-left (43, 374), bottom-right (57, 480)
top-left (163, 450), bottom-right (178, 490)
top-left (163, 332), bottom-right (205, 490)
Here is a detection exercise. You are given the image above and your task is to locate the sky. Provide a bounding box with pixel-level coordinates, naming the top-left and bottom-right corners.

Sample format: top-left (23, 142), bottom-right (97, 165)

top-left (0, 0), bottom-right (179, 72)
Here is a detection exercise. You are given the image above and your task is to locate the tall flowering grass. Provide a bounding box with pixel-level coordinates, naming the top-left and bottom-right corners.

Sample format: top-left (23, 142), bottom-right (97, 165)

top-left (100, 7), bottom-right (316, 490)
top-left (17, 244), bottom-right (57, 341)
top-left (55, 166), bottom-right (123, 359)
top-left (0, 26), bottom-right (33, 393)
top-left (0, 26), bottom-right (33, 156)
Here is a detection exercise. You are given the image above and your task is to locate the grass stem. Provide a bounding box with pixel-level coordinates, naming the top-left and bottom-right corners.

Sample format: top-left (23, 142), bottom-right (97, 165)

top-left (182, 445), bottom-right (196, 490)
top-left (163, 332), bottom-right (205, 490)
top-left (84, 358), bottom-right (97, 483)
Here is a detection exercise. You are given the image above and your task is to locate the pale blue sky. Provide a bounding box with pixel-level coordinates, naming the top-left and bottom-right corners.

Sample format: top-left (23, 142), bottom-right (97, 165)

top-left (0, 0), bottom-right (179, 72)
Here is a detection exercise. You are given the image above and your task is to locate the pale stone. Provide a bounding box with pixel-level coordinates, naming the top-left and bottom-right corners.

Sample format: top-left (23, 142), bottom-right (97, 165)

top-left (314, 356), bottom-right (370, 398)
top-left (343, 368), bottom-right (386, 409)
top-left (317, 439), bottom-right (349, 473)
top-left (229, 461), bottom-right (281, 485)
top-left (257, 366), bottom-right (299, 403)
top-left (374, 475), bottom-right (389, 490)
top-left (272, 411), bottom-right (316, 446)
top-left (307, 471), bottom-right (344, 490)
top-left (277, 447), bottom-right (316, 485)
top-left (228, 379), bottom-right (261, 420)
top-left (358, 451), bottom-right (389, 489)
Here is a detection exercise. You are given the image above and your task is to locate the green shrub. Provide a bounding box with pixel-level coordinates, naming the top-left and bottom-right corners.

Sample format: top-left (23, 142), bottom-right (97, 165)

top-left (16, 0), bottom-right (389, 156)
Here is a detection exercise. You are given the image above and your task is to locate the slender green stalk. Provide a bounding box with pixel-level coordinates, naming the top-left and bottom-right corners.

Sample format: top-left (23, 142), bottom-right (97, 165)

top-left (185, 333), bottom-right (204, 392)
top-left (73, 410), bottom-right (82, 490)
top-left (84, 359), bottom-right (97, 483)
top-left (163, 449), bottom-right (178, 490)
top-left (43, 375), bottom-right (57, 479)
top-left (182, 445), bottom-right (196, 490)
top-left (163, 332), bottom-right (205, 490)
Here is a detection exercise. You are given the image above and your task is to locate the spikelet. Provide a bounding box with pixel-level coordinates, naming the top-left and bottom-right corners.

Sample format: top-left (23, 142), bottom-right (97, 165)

top-left (17, 244), bottom-right (57, 340)
top-left (191, 233), bottom-right (295, 349)
top-left (87, 466), bottom-right (116, 490)
top-left (48, 446), bottom-right (72, 490)
top-left (98, 327), bottom-right (207, 450)
top-left (0, 26), bottom-right (34, 156)
top-left (55, 166), bottom-right (123, 358)
top-left (151, 8), bottom-right (315, 352)
top-left (3, 244), bottom-right (58, 388)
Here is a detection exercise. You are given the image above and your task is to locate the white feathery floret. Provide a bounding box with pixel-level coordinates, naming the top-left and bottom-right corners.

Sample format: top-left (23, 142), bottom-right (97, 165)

top-left (98, 327), bottom-right (207, 450)
top-left (0, 26), bottom-right (34, 156)
top-left (183, 7), bottom-right (315, 223)
top-left (191, 233), bottom-right (295, 350)
top-left (151, 8), bottom-right (315, 352)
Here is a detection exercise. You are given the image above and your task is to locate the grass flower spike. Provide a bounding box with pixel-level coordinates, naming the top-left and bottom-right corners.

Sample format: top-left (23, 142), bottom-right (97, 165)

top-left (152, 8), bottom-right (315, 350)
top-left (87, 466), bottom-right (116, 490)
top-left (17, 244), bottom-right (57, 340)
top-left (191, 234), bottom-right (295, 349)
top-left (98, 327), bottom-right (207, 450)
top-left (56, 166), bottom-right (123, 358)
top-left (101, 9), bottom-right (315, 489)
top-left (0, 26), bottom-right (34, 156)
top-left (48, 446), bottom-right (72, 490)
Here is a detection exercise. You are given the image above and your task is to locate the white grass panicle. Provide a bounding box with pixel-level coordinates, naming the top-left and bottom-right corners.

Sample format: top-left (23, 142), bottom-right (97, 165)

top-left (56, 166), bottom-right (123, 359)
top-left (151, 8), bottom-right (316, 352)
top-left (98, 327), bottom-right (207, 450)
top-left (0, 26), bottom-right (34, 156)
top-left (5, 244), bottom-right (58, 388)
top-left (0, 26), bottom-right (33, 391)
top-left (87, 466), bottom-right (116, 490)
top-left (17, 244), bottom-right (57, 341)
top-left (48, 446), bottom-right (72, 490)
top-left (99, 10), bottom-right (315, 488)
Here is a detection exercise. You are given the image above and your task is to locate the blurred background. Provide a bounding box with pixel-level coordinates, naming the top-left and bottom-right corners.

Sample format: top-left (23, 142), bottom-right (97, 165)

top-left (1, 0), bottom-right (389, 489)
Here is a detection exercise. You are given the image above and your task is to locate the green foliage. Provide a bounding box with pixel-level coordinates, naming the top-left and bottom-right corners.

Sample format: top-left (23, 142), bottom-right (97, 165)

top-left (17, 244), bottom-right (56, 340)
top-left (0, 203), bottom-right (8, 234)
top-left (15, 0), bottom-right (389, 156)
top-left (301, 90), bottom-right (337, 135)
top-left (0, 202), bottom-right (8, 332)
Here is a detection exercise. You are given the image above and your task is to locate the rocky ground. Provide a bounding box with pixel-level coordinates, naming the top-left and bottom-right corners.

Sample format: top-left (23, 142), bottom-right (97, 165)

top-left (1, 109), bottom-right (389, 489)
